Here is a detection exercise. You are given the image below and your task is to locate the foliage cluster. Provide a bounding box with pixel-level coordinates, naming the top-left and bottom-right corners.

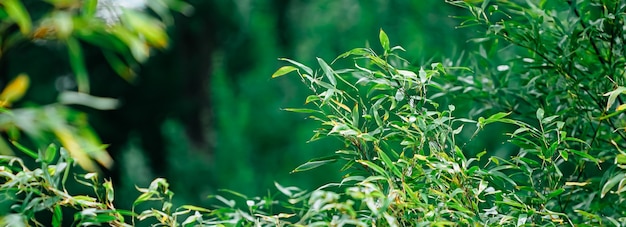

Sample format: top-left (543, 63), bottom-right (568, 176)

top-left (2, 0), bottom-right (626, 226)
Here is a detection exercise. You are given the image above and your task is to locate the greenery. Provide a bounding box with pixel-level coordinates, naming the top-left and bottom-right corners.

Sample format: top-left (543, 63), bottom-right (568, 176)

top-left (2, 0), bottom-right (626, 226)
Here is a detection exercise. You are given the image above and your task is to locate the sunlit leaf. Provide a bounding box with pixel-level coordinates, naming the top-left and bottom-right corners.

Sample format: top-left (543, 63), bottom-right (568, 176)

top-left (356, 160), bottom-right (388, 177)
top-left (122, 9), bottom-right (168, 48)
top-left (0, 73), bottom-right (29, 107)
top-left (279, 58), bottom-right (313, 75)
top-left (379, 29), bottom-right (390, 52)
top-left (179, 205), bottom-right (211, 213)
top-left (272, 66), bottom-right (298, 78)
top-left (603, 87), bottom-right (626, 111)
top-left (3, 0), bottom-right (31, 34)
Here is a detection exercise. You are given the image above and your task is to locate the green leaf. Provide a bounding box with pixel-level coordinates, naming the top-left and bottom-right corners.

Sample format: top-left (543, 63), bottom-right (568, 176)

top-left (375, 146), bottom-right (401, 177)
top-left (603, 87), bottom-right (626, 111)
top-left (305, 95), bottom-right (320, 104)
top-left (279, 58), bottom-right (313, 75)
top-left (4, 0), bottom-right (31, 34)
top-left (334, 48), bottom-right (371, 61)
top-left (283, 108), bottom-right (320, 114)
top-left (570, 149), bottom-right (599, 163)
top-left (43, 143), bottom-right (57, 164)
top-left (379, 29), bottom-right (390, 52)
top-left (179, 205), bottom-right (211, 213)
top-left (536, 108), bottom-right (544, 121)
top-left (559, 149), bottom-right (569, 161)
top-left (103, 180), bottom-right (114, 202)
top-left (11, 140), bottom-right (37, 159)
top-left (546, 188), bottom-right (565, 199)
top-left (356, 160), bottom-right (388, 177)
top-left (67, 37), bottom-right (90, 93)
top-left (82, 0), bottom-right (98, 18)
top-left (487, 112), bottom-right (511, 122)
top-left (272, 66), bottom-right (298, 78)
top-left (103, 50), bottom-right (136, 82)
top-left (352, 103), bottom-right (360, 127)
top-left (601, 173), bottom-right (625, 198)
top-left (291, 156), bottom-right (337, 173)
top-left (317, 57), bottom-right (337, 86)
top-left (616, 153), bottom-right (626, 165)
top-left (52, 205), bottom-right (62, 227)
top-left (58, 91), bottom-right (120, 110)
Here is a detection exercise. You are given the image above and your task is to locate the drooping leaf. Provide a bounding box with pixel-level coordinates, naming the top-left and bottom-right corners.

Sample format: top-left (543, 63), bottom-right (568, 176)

top-left (3, 0), bottom-right (31, 34)
top-left (601, 173), bottom-right (625, 198)
top-left (603, 87), bottom-right (626, 111)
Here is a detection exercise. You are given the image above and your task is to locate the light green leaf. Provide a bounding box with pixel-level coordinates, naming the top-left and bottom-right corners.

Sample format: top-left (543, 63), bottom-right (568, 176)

top-left (602, 173), bottom-right (625, 198)
top-left (179, 205), bottom-right (211, 213)
top-left (291, 157), bottom-right (337, 173)
top-left (603, 87), bottom-right (626, 111)
top-left (334, 48), bottom-right (371, 61)
top-left (379, 29), bottom-right (390, 51)
top-left (559, 149), bottom-right (569, 161)
top-left (356, 160), bottom-right (388, 177)
top-left (58, 91), bottom-right (119, 110)
top-left (279, 58), bottom-right (313, 75)
top-left (4, 0), bottom-right (31, 34)
top-left (43, 143), bottom-right (57, 164)
top-left (82, 0), bottom-right (98, 18)
top-left (272, 66), bottom-right (298, 78)
top-left (536, 108), bottom-right (544, 121)
top-left (317, 57), bottom-right (337, 86)
top-left (283, 108), bottom-right (320, 114)
top-left (375, 146), bottom-right (401, 177)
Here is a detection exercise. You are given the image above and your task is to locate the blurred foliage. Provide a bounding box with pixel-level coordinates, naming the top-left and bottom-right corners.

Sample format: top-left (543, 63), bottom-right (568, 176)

top-left (7, 0), bottom-right (626, 225)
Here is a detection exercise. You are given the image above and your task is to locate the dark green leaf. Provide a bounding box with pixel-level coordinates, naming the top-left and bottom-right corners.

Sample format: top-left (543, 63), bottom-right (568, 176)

top-left (67, 38), bottom-right (90, 93)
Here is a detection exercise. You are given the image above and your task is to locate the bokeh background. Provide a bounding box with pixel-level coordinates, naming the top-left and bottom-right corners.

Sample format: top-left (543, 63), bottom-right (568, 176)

top-left (15, 0), bottom-right (484, 210)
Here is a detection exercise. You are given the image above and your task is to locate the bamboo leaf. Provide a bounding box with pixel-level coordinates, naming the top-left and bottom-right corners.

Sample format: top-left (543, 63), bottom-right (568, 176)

top-left (279, 58), bottom-right (313, 75)
top-left (4, 0), bottom-right (31, 34)
top-left (379, 29), bottom-right (390, 52)
top-left (317, 57), bottom-right (337, 86)
top-left (602, 173), bottom-right (625, 198)
top-left (67, 37), bottom-right (89, 93)
top-left (272, 66), bottom-right (298, 78)
top-left (291, 156), bottom-right (337, 173)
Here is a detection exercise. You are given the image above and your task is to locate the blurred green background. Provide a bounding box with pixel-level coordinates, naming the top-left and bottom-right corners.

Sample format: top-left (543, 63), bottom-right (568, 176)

top-left (103, 0), bottom-right (478, 209)
top-left (13, 0), bottom-right (482, 209)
